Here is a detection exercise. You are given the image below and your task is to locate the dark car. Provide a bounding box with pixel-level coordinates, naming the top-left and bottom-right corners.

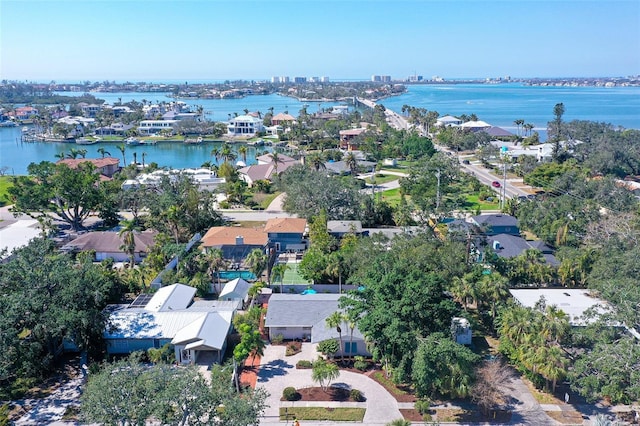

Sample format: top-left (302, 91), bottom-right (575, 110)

top-left (462, 159), bottom-right (470, 165)
top-left (491, 181), bottom-right (501, 188)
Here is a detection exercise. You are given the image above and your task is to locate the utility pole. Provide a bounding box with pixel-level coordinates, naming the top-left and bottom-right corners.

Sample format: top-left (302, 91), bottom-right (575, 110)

top-left (435, 169), bottom-right (441, 210)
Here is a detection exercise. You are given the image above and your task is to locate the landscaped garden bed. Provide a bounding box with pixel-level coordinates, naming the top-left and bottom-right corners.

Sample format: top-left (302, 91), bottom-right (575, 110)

top-left (279, 407), bottom-right (365, 422)
top-left (280, 386), bottom-right (366, 402)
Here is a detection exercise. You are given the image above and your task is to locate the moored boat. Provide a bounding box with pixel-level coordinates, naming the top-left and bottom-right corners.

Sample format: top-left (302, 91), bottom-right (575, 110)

top-left (125, 137), bottom-right (141, 146)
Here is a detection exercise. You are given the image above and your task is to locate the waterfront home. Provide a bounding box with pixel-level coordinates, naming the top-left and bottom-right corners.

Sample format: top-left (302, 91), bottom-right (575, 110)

top-left (459, 120), bottom-right (491, 131)
top-left (265, 217), bottom-right (308, 253)
top-left (435, 115), bottom-right (463, 127)
top-left (79, 103), bottom-right (103, 118)
top-left (264, 294), bottom-right (371, 356)
top-left (227, 114), bottom-right (264, 136)
top-left (56, 157), bottom-right (120, 178)
top-left (138, 119), bottom-right (179, 135)
top-left (121, 168), bottom-right (225, 191)
top-left (104, 283), bottom-right (236, 364)
top-left (11, 106), bottom-right (39, 121)
top-left (94, 122), bottom-right (133, 136)
top-left (60, 230), bottom-right (158, 264)
top-left (339, 127), bottom-right (367, 150)
top-left (200, 226), bottom-right (268, 264)
top-left (271, 112), bottom-right (296, 126)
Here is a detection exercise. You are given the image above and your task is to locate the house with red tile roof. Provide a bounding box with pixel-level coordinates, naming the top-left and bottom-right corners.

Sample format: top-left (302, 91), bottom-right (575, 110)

top-left (200, 226), bottom-right (268, 263)
top-left (56, 157), bottom-right (120, 178)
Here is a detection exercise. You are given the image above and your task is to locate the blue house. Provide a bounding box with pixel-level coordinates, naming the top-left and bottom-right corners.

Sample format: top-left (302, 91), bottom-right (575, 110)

top-left (264, 217), bottom-right (307, 253)
top-left (470, 214), bottom-right (520, 236)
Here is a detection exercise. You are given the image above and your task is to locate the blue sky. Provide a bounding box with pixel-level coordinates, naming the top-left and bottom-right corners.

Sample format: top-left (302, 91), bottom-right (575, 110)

top-left (1, 0), bottom-right (639, 81)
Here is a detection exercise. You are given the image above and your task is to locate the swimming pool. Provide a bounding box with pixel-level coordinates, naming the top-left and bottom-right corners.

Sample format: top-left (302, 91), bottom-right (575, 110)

top-left (218, 271), bottom-right (256, 281)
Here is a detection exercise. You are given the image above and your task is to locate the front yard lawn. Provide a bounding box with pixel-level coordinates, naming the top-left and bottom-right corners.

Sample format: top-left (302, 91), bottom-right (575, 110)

top-left (280, 407), bottom-right (365, 422)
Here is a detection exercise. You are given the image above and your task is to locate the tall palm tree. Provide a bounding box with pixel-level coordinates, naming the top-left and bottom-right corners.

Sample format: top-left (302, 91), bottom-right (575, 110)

top-left (345, 152), bottom-right (358, 175)
top-left (66, 148), bottom-right (80, 159)
top-left (451, 275), bottom-right (476, 312)
top-left (220, 144), bottom-right (237, 164)
top-left (132, 152), bottom-right (138, 165)
top-left (210, 147), bottom-right (222, 164)
top-left (118, 219), bottom-right (139, 268)
top-left (204, 248), bottom-right (226, 294)
top-left (513, 119), bottom-right (525, 137)
top-left (97, 147), bottom-right (111, 158)
top-left (245, 249), bottom-right (267, 281)
top-left (326, 311), bottom-right (346, 361)
top-left (307, 152), bottom-right (326, 171)
top-left (117, 144), bottom-right (126, 166)
top-left (141, 152), bottom-right (147, 167)
top-left (238, 145), bottom-right (248, 164)
top-left (268, 152), bottom-right (284, 177)
top-left (269, 263), bottom-right (290, 293)
top-left (77, 149), bottom-right (88, 159)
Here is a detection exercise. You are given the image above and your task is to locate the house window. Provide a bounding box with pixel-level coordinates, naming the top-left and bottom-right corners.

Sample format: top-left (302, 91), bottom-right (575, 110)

top-left (344, 342), bottom-right (358, 353)
top-left (275, 242), bottom-right (281, 252)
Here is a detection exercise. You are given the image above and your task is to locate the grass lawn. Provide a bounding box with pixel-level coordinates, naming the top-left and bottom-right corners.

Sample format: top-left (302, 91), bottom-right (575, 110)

top-left (379, 188), bottom-right (403, 206)
top-left (279, 407), bottom-right (365, 422)
top-left (464, 194), bottom-right (501, 212)
top-left (369, 174), bottom-right (401, 185)
top-left (0, 176), bottom-right (14, 207)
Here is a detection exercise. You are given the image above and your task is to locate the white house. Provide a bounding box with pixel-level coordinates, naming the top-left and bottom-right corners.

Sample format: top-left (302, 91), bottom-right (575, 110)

top-left (104, 284), bottom-right (236, 364)
top-left (138, 119), bottom-right (179, 135)
top-left (227, 115), bottom-right (264, 136)
top-left (218, 278), bottom-right (251, 305)
top-left (451, 317), bottom-right (472, 345)
top-left (436, 115), bottom-right (463, 127)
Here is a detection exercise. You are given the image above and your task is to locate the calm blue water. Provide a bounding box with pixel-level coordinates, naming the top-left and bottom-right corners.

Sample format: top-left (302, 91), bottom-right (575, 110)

top-left (2, 84), bottom-right (639, 174)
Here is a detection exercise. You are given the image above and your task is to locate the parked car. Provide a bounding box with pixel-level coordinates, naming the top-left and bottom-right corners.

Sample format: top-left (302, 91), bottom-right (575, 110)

top-left (492, 181), bottom-right (501, 188)
top-left (462, 159), bottom-right (470, 165)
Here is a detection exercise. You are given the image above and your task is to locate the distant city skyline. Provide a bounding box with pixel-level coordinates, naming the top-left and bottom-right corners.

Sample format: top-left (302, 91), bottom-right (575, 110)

top-left (1, 0), bottom-right (639, 81)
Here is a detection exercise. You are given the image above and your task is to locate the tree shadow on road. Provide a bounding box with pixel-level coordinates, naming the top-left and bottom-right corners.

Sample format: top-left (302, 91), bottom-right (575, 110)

top-left (257, 359), bottom-right (293, 382)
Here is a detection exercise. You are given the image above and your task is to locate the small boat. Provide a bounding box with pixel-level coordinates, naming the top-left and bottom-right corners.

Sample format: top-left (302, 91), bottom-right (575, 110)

top-left (125, 137), bottom-right (141, 146)
top-left (76, 137), bottom-right (98, 145)
top-left (139, 139), bottom-right (157, 145)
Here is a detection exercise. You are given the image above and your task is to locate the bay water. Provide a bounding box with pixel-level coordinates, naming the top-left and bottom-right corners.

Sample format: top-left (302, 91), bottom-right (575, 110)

top-left (1, 84), bottom-right (639, 175)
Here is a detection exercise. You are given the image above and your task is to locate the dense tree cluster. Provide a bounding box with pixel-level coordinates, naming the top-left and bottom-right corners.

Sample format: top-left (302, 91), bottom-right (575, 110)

top-left (0, 239), bottom-right (121, 398)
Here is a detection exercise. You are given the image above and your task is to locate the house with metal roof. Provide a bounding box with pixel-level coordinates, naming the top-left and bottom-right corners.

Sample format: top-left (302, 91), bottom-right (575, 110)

top-left (327, 220), bottom-right (367, 239)
top-left (104, 283), bottom-right (236, 364)
top-left (218, 278), bottom-right (252, 306)
top-left (264, 294), bottom-right (371, 356)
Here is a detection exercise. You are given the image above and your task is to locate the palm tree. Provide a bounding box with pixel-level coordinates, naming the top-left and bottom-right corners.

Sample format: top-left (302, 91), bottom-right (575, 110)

top-left (65, 148), bottom-right (80, 159)
top-left (141, 152), bottom-right (147, 167)
top-left (204, 248), bottom-right (227, 294)
top-left (220, 143), bottom-right (236, 164)
top-left (268, 152), bottom-right (285, 178)
top-left (269, 263), bottom-right (290, 293)
top-left (307, 152), bottom-right (326, 171)
top-left (479, 273), bottom-right (510, 319)
top-left (238, 145), bottom-right (248, 164)
top-left (54, 152), bottom-right (65, 160)
top-left (210, 147), bottom-right (222, 164)
top-left (78, 149), bottom-right (87, 159)
top-left (451, 275), bottom-right (476, 312)
top-left (326, 311), bottom-right (346, 361)
top-left (97, 147), bottom-right (111, 158)
top-left (344, 152), bottom-right (358, 175)
top-left (245, 249), bottom-right (267, 281)
top-left (118, 219), bottom-right (139, 268)
top-left (513, 119), bottom-right (525, 137)
top-left (117, 144), bottom-right (126, 166)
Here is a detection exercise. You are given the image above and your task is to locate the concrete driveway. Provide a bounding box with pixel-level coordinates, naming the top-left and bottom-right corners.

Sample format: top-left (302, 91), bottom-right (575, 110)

top-left (257, 343), bottom-right (404, 425)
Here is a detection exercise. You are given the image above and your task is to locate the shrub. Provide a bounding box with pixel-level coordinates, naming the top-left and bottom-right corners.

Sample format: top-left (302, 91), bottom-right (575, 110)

top-left (282, 386), bottom-right (299, 401)
top-left (286, 342), bottom-right (301, 356)
top-left (317, 339), bottom-right (340, 358)
top-left (271, 334), bottom-right (284, 345)
top-left (350, 388), bottom-right (365, 402)
top-left (415, 399), bottom-right (431, 415)
top-left (353, 356), bottom-right (369, 371)
top-left (296, 360), bottom-right (313, 369)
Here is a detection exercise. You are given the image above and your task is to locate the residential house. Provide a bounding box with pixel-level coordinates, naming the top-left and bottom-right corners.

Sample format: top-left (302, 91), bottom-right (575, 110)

top-left (218, 278), bottom-right (251, 306)
top-left (271, 112), bottom-right (296, 126)
top-left (435, 115), bottom-right (462, 127)
top-left (79, 103), bottom-right (103, 118)
top-left (200, 226), bottom-right (268, 263)
top-left (238, 153), bottom-right (299, 186)
top-left (138, 119), bottom-right (179, 135)
top-left (60, 230), bottom-right (158, 263)
top-left (459, 120), bottom-right (491, 132)
top-left (104, 284), bottom-right (236, 364)
top-left (227, 115), bottom-right (264, 136)
top-left (265, 217), bottom-right (308, 253)
top-left (264, 294), bottom-right (371, 356)
top-left (12, 106), bottom-right (39, 121)
top-left (470, 214), bottom-right (520, 236)
top-left (121, 168), bottom-right (225, 192)
top-left (485, 233), bottom-right (559, 265)
top-left (339, 128), bottom-right (367, 150)
top-left (56, 157), bottom-right (121, 178)
top-left (94, 122), bottom-right (134, 136)
top-left (324, 159), bottom-right (377, 175)
top-left (327, 220), bottom-right (367, 239)
top-left (483, 126), bottom-right (513, 138)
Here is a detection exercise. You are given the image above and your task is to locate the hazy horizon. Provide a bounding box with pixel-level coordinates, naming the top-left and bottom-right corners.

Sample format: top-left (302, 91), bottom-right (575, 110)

top-left (1, 0), bottom-right (639, 81)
